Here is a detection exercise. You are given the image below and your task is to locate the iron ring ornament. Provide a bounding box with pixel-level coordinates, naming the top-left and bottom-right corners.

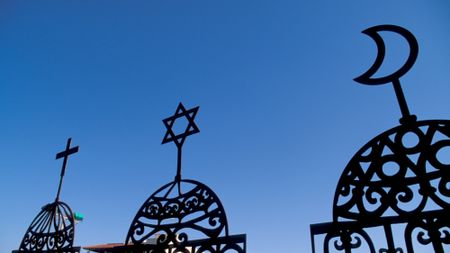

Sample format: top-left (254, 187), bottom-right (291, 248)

top-left (310, 25), bottom-right (450, 253)
top-left (115, 103), bottom-right (246, 253)
top-left (15, 138), bottom-right (80, 253)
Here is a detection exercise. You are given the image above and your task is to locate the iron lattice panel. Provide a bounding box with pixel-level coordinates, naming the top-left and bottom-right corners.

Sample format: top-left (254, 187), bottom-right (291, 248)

top-left (334, 120), bottom-right (450, 221)
top-left (311, 120), bottom-right (450, 252)
top-left (311, 210), bottom-right (449, 253)
top-left (109, 235), bottom-right (246, 253)
top-left (18, 201), bottom-right (76, 252)
top-left (12, 247), bottom-right (80, 253)
top-left (126, 179), bottom-right (230, 247)
top-left (311, 24), bottom-right (450, 253)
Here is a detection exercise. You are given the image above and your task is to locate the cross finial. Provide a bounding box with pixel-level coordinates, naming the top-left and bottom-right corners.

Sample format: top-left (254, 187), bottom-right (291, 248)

top-left (55, 138), bottom-right (79, 201)
top-left (162, 103), bottom-right (200, 182)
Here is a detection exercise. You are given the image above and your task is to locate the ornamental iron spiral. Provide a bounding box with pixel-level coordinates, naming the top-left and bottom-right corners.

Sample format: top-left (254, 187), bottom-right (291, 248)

top-left (310, 25), bottom-right (450, 253)
top-left (114, 103), bottom-right (246, 253)
top-left (333, 119), bottom-right (450, 222)
top-left (18, 201), bottom-right (75, 252)
top-left (125, 179), bottom-right (229, 246)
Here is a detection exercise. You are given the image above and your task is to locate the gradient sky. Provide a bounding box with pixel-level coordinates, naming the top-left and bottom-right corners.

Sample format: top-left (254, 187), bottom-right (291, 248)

top-left (1, 1), bottom-right (450, 253)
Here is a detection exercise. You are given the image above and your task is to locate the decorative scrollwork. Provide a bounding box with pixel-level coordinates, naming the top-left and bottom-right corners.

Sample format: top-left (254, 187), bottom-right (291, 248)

top-left (119, 104), bottom-right (246, 253)
top-left (405, 211), bottom-right (450, 252)
top-left (18, 201), bottom-right (75, 252)
top-left (15, 138), bottom-right (80, 253)
top-left (333, 120), bottom-right (450, 221)
top-left (311, 25), bottom-right (450, 253)
top-left (126, 179), bottom-right (229, 246)
top-left (106, 235), bottom-right (246, 253)
top-left (324, 225), bottom-right (375, 253)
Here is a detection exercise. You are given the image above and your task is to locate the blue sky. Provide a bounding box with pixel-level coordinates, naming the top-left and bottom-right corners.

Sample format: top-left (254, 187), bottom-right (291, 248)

top-left (1, 1), bottom-right (450, 252)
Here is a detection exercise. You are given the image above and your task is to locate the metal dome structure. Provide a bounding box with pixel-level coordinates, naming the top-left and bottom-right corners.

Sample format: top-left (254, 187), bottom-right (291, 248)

top-left (333, 119), bottom-right (450, 222)
top-left (17, 201), bottom-right (76, 252)
top-left (13, 138), bottom-right (80, 253)
top-left (310, 25), bottom-right (450, 253)
top-left (125, 179), bottom-right (230, 246)
top-left (108, 103), bottom-right (246, 253)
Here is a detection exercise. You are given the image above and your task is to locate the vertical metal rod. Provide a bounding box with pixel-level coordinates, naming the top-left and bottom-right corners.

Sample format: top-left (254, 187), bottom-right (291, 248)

top-left (392, 79), bottom-right (411, 121)
top-left (384, 224), bottom-right (396, 253)
top-left (345, 246), bottom-right (351, 253)
top-left (310, 229), bottom-right (316, 253)
top-left (430, 219), bottom-right (444, 253)
top-left (56, 175), bottom-right (64, 201)
top-left (176, 147), bottom-right (182, 182)
top-left (176, 146), bottom-right (183, 194)
top-left (433, 239), bottom-right (444, 253)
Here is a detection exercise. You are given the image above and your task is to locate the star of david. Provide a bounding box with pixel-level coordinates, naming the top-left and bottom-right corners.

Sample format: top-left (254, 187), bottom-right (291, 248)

top-left (162, 103), bottom-right (200, 148)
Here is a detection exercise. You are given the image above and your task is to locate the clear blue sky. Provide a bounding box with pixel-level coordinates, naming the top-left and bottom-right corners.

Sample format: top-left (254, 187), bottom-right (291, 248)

top-left (1, 1), bottom-right (449, 253)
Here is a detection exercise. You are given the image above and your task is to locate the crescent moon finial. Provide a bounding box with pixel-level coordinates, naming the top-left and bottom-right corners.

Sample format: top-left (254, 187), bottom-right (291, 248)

top-left (354, 24), bottom-right (418, 124)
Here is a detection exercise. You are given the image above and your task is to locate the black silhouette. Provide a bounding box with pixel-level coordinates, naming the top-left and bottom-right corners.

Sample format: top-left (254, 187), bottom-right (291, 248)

top-left (13, 138), bottom-right (80, 253)
top-left (55, 138), bottom-right (79, 202)
top-left (98, 103), bottom-right (246, 253)
top-left (310, 25), bottom-right (450, 253)
top-left (354, 24), bottom-right (418, 124)
top-left (162, 103), bottom-right (199, 182)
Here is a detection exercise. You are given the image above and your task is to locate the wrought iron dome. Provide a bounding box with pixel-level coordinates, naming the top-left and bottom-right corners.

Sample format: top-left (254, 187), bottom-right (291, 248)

top-left (333, 120), bottom-right (450, 222)
top-left (310, 25), bottom-right (450, 253)
top-left (114, 103), bottom-right (246, 253)
top-left (14, 138), bottom-right (80, 253)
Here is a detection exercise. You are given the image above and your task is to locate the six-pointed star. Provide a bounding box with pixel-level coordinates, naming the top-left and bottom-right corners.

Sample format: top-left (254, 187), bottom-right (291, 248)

top-left (162, 103), bottom-right (200, 148)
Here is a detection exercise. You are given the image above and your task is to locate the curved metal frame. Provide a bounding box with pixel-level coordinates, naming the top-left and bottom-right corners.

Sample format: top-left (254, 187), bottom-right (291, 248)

top-left (126, 179), bottom-right (230, 246)
top-left (18, 201), bottom-right (76, 252)
top-left (15, 138), bottom-right (80, 253)
top-left (310, 25), bottom-right (450, 253)
top-left (354, 24), bottom-right (418, 86)
top-left (109, 103), bottom-right (246, 253)
top-left (333, 119), bottom-right (450, 222)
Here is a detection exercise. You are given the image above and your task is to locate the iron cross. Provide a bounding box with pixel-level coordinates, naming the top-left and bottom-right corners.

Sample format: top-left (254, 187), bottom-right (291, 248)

top-left (55, 138), bottom-right (79, 201)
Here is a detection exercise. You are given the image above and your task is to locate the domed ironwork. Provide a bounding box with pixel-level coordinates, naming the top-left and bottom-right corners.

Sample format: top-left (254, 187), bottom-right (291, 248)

top-left (13, 138), bottom-right (80, 253)
top-left (18, 201), bottom-right (76, 252)
top-left (126, 179), bottom-right (229, 246)
top-left (310, 25), bottom-right (450, 253)
top-left (333, 119), bottom-right (450, 222)
top-left (105, 103), bottom-right (246, 253)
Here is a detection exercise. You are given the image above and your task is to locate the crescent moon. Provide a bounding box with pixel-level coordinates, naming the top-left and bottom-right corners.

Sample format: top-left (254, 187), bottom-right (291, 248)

top-left (354, 24), bottom-right (419, 85)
